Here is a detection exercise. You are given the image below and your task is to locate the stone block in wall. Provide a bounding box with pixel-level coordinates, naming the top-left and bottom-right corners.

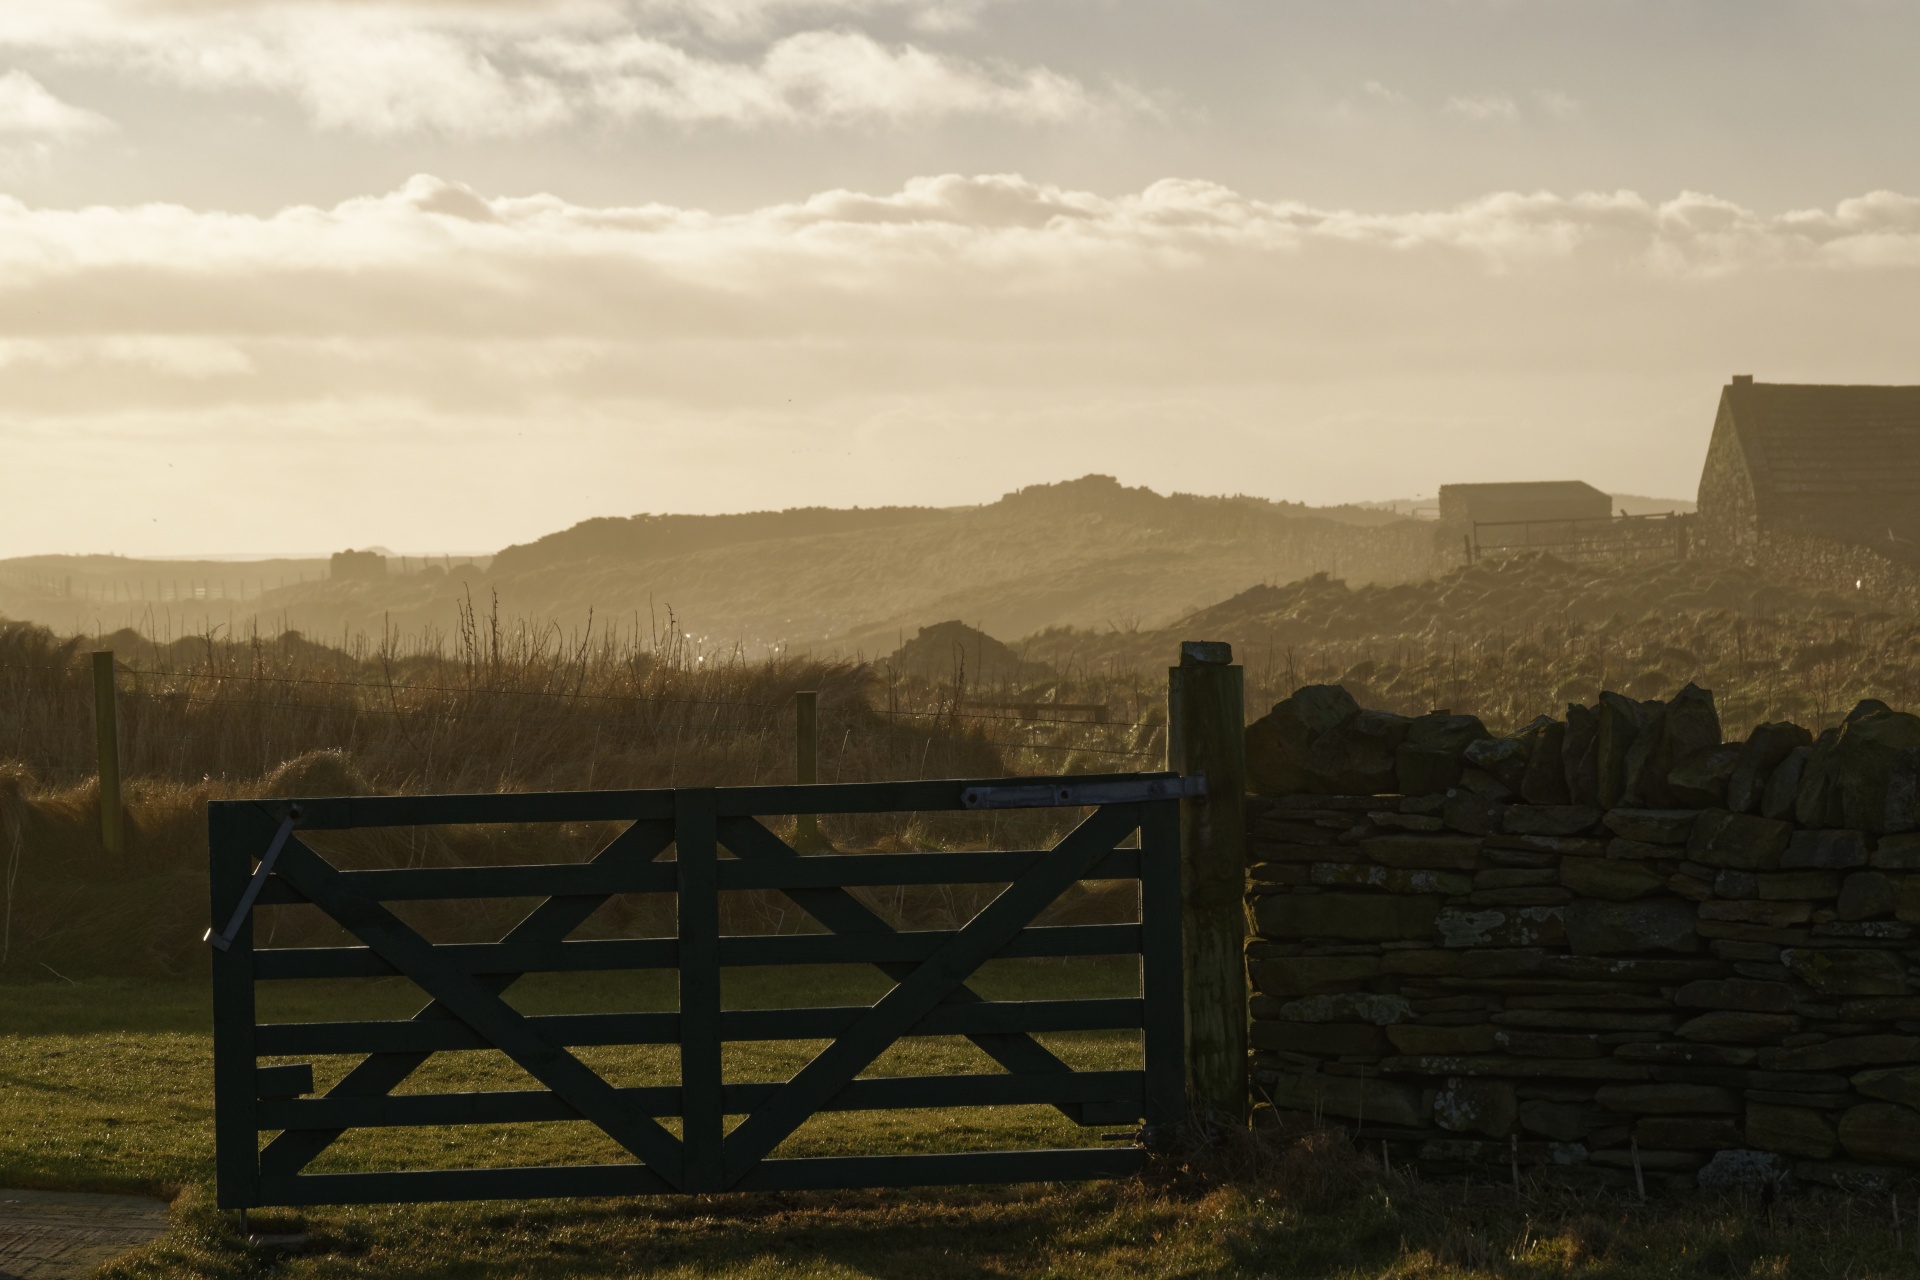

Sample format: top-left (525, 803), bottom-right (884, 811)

top-left (1383, 1054), bottom-right (1653, 1081)
top-left (1839, 871), bottom-right (1895, 920)
top-left (1519, 1099), bottom-right (1599, 1141)
top-left (1594, 1083), bottom-right (1741, 1114)
top-left (1669, 745), bottom-right (1743, 809)
top-left (1392, 713), bottom-right (1490, 795)
top-left (1434, 1078), bottom-right (1517, 1136)
top-left (1675, 1011), bottom-right (1802, 1044)
top-left (1248, 954), bottom-right (1379, 996)
top-left (1504, 805), bottom-right (1601, 836)
top-left (1760, 746), bottom-right (1811, 821)
top-left (1361, 834), bottom-right (1482, 870)
top-left (1675, 979), bottom-right (1798, 1013)
top-left (1463, 952), bottom-right (1722, 985)
top-left (1493, 1010), bottom-right (1677, 1033)
top-left (1624, 684), bottom-right (1722, 808)
top-left (1251, 1022), bottom-right (1388, 1056)
top-left (1493, 1030), bottom-right (1603, 1058)
top-left (1697, 921), bottom-right (1809, 947)
top-left (1520, 719), bottom-right (1571, 806)
top-left (1277, 992), bottom-right (1411, 1024)
top-left (1606, 837), bottom-right (1673, 860)
top-left (1310, 710), bottom-right (1412, 795)
top-left (1744, 1103), bottom-right (1838, 1159)
top-left (1873, 834), bottom-right (1920, 869)
top-left (1605, 808), bottom-right (1699, 844)
top-left (1636, 1117), bottom-right (1745, 1150)
top-left (1795, 728), bottom-right (1845, 828)
top-left (1559, 857), bottom-right (1665, 901)
top-left (1699, 901), bottom-right (1811, 928)
top-left (1443, 790), bottom-right (1505, 836)
top-left (1477, 868), bottom-right (1558, 889)
top-left (1252, 893), bottom-right (1441, 942)
top-left (1833, 712), bottom-right (1920, 834)
top-left (1565, 898), bottom-right (1700, 955)
top-left (1597, 693), bottom-right (1652, 808)
top-left (1728, 722), bottom-right (1815, 815)
top-left (1780, 948), bottom-right (1908, 997)
top-left (1839, 1102), bottom-right (1920, 1165)
top-left (1244, 684), bottom-right (1359, 795)
top-left (1698, 1150), bottom-right (1793, 1191)
top-left (1465, 737), bottom-right (1529, 793)
top-left (1688, 810), bottom-right (1793, 869)
top-left (1852, 1066), bottom-right (1920, 1109)
top-left (1435, 906), bottom-right (1565, 948)
top-left (1380, 948), bottom-right (1463, 978)
top-left (1262, 1071), bottom-right (1423, 1127)
top-left (1564, 702), bottom-right (1601, 807)
top-left (1842, 997), bottom-right (1920, 1020)
top-left (1782, 829), bottom-right (1870, 870)
top-left (1308, 863), bottom-right (1474, 895)
top-left (1385, 1024), bottom-right (1499, 1055)
top-left (1617, 1042), bottom-right (1756, 1067)
top-left (1754, 871), bottom-right (1840, 899)
top-left (1896, 878), bottom-right (1920, 924)
top-left (1760, 1035), bottom-right (1920, 1072)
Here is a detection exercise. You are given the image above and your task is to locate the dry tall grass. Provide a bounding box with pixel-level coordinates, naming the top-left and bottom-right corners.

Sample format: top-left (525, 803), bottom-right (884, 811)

top-left (0, 604), bottom-right (1158, 980)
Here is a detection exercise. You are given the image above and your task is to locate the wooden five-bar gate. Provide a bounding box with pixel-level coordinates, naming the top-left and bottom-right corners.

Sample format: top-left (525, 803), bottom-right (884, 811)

top-left (208, 772), bottom-right (1193, 1207)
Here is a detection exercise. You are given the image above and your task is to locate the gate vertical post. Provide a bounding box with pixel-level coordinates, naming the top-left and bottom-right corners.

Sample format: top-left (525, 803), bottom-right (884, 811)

top-left (1167, 641), bottom-right (1248, 1125)
top-left (676, 788), bottom-right (725, 1192)
top-left (208, 802), bottom-right (261, 1209)
top-left (1139, 797), bottom-right (1186, 1135)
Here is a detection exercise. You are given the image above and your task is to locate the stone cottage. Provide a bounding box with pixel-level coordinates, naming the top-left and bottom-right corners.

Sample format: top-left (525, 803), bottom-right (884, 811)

top-left (1696, 376), bottom-right (1920, 573)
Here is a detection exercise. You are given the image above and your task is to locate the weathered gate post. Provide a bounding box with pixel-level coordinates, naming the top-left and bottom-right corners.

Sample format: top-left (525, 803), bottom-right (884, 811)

top-left (1167, 640), bottom-right (1248, 1124)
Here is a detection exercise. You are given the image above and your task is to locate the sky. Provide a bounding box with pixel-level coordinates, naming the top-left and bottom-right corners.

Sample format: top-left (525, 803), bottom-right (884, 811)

top-left (2, 0), bottom-right (1918, 557)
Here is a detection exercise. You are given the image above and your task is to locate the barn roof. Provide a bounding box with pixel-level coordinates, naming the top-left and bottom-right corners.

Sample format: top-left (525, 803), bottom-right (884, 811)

top-left (1717, 379), bottom-right (1920, 555)
top-left (1436, 481), bottom-right (1613, 524)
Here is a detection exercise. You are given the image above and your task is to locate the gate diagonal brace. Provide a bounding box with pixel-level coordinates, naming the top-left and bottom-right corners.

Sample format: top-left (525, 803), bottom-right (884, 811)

top-left (268, 835), bottom-right (688, 1191)
top-left (720, 803), bottom-right (1138, 1185)
top-left (718, 815), bottom-right (1120, 1125)
top-left (258, 818), bottom-right (675, 1179)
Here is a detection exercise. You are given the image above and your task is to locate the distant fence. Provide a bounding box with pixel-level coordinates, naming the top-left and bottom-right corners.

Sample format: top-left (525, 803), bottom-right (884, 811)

top-left (1469, 512), bottom-right (1694, 566)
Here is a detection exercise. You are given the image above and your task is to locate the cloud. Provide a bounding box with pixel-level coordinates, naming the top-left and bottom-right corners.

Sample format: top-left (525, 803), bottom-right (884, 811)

top-left (4, 172), bottom-right (1919, 554)
top-left (1445, 92), bottom-right (1517, 122)
top-left (0, 1), bottom-right (1100, 135)
top-left (1361, 79), bottom-right (1405, 105)
top-left (1535, 89), bottom-right (1578, 119)
top-left (0, 70), bottom-right (111, 138)
top-left (0, 173), bottom-right (1914, 384)
top-left (530, 28), bottom-right (1095, 125)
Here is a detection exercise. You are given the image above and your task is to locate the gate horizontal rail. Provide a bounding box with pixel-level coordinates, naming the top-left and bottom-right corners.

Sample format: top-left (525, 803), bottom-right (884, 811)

top-left (210, 771), bottom-right (1186, 1207)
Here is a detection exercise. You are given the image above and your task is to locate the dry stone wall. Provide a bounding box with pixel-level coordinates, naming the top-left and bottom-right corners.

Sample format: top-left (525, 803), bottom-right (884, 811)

top-left (1244, 682), bottom-right (1920, 1193)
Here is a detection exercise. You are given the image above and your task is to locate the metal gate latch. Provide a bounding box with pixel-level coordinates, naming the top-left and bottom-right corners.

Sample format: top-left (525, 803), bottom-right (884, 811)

top-left (205, 807), bottom-right (300, 952)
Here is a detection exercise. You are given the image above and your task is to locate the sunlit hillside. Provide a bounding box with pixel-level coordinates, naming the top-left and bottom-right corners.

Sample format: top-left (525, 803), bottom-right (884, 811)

top-left (0, 476), bottom-right (1442, 656)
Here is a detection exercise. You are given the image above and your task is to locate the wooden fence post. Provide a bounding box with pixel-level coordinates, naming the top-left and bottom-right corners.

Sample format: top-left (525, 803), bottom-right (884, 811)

top-left (1167, 639), bottom-right (1248, 1125)
top-left (795, 690), bottom-right (821, 850)
top-left (92, 650), bottom-right (124, 860)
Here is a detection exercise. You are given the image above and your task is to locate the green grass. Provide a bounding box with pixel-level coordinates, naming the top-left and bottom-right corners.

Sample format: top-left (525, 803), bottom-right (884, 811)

top-left (8, 975), bottom-right (1920, 1279)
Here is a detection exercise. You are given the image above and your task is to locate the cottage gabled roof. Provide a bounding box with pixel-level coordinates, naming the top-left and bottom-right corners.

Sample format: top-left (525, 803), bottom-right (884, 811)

top-left (1715, 380), bottom-right (1920, 557)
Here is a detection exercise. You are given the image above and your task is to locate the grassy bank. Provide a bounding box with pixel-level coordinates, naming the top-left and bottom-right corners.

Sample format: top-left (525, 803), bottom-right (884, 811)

top-left (8, 978), bottom-right (1920, 1279)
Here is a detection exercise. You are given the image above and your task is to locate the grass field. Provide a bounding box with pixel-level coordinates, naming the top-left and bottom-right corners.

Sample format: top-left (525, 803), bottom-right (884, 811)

top-left (9, 975), bottom-right (1920, 1280)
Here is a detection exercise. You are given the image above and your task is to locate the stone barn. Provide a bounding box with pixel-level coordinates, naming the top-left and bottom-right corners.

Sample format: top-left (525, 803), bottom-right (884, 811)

top-left (1437, 481), bottom-right (1613, 528)
top-left (1696, 376), bottom-right (1920, 572)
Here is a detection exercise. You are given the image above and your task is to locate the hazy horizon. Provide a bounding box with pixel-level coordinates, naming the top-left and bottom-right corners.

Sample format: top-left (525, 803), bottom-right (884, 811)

top-left (2, 1), bottom-right (1915, 559)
